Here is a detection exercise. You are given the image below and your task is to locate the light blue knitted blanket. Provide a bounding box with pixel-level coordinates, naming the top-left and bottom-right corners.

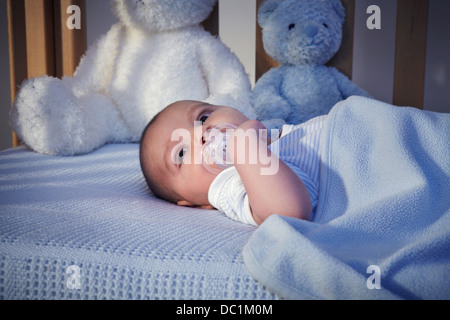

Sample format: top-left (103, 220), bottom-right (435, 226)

top-left (0, 144), bottom-right (273, 300)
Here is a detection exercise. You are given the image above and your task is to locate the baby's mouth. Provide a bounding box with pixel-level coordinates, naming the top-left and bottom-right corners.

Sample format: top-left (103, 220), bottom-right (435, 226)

top-left (201, 124), bottom-right (237, 174)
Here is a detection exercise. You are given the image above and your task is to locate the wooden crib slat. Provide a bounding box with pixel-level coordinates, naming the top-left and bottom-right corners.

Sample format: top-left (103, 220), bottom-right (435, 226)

top-left (393, 0), bottom-right (429, 109)
top-left (7, 0), bottom-right (27, 97)
top-left (7, 0), bottom-right (27, 147)
top-left (24, 0), bottom-right (56, 79)
top-left (327, 0), bottom-right (355, 79)
top-left (53, 0), bottom-right (87, 78)
top-left (255, 0), bottom-right (279, 82)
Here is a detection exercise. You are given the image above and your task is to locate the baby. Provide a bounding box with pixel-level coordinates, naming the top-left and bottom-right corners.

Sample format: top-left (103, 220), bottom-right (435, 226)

top-left (139, 100), bottom-right (325, 226)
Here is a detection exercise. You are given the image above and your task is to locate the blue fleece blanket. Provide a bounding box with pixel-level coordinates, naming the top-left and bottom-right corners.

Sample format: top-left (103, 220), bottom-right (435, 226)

top-left (243, 96), bottom-right (450, 300)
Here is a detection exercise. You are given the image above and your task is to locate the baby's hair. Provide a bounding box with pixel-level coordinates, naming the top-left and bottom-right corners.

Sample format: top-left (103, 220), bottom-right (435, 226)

top-left (139, 112), bottom-right (159, 187)
top-left (139, 110), bottom-right (177, 203)
top-left (140, 111), bottom-right (161, 146)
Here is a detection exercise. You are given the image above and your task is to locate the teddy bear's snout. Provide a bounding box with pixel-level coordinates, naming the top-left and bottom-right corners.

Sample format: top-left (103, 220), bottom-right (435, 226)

top-left (303, 25), bottom-right (319, 38)
top-left (289, 23), bottom-right (320, 39)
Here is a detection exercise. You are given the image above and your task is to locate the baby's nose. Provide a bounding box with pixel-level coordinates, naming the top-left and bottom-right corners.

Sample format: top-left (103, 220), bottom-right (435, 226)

top-left (202, 129), bottom-right (220, 148)
top-left (202, 129), bottom-right (212, 144)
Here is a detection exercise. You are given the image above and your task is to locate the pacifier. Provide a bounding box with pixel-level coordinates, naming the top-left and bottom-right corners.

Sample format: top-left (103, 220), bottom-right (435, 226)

top-left (202, 123), bottom-right (237, 174)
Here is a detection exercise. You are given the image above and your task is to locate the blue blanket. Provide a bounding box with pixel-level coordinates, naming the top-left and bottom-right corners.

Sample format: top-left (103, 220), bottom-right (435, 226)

top-left (243, 96), bottom-right (450, 300)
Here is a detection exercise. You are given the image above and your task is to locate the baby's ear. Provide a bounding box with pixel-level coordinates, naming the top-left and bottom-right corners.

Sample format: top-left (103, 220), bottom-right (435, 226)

top-left (177, 200), bottom-right (214, 210)
top-left (177, 200), bottom-right (195, 207)
top-left (258, 0), bottom-right (281, 28)
top-left (197, 204), bottom-right (215, 210)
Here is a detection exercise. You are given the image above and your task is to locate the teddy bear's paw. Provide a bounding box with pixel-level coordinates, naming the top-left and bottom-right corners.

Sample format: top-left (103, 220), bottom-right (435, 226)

top-left (254, 97), bottom-right (291, 123)
top-left (10, 76), bottom-right (101, 155)
top-left (230, 99), bottom-right (257, 120)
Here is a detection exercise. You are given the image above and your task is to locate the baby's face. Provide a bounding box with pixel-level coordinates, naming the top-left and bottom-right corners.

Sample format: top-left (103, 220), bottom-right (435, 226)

top-left (142, 100), bottom-right (249, 208)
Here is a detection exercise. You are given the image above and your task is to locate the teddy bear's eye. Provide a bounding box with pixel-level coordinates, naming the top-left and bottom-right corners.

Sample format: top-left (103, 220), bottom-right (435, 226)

top-left (288, 23), bottom-right (295, 31)
top-left (323, 23), bottom-right (329, 29)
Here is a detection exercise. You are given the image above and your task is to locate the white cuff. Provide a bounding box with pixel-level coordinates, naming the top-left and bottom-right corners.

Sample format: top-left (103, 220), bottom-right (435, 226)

top-left (208, 167), bottom-right (258, 226)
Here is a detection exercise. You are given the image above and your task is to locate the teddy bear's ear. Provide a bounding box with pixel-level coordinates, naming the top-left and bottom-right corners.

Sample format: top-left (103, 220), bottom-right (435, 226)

top-left (258, 0), bottom-right (282, 28)
top-left (330, 0), bottom-right (346, 23)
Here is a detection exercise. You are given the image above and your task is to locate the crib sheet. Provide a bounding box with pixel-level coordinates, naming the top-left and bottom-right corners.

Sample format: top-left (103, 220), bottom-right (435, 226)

top-left (0, 144), bottom-right (275, 300)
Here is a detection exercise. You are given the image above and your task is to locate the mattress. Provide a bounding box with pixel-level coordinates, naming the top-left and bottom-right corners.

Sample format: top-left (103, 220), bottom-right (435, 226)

top-left (0, 144), bottom-right (275, 300)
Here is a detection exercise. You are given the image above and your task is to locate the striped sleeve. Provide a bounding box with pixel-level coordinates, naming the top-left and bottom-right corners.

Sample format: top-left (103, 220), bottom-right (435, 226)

top-left (274, 115), bottom-right (326, 186)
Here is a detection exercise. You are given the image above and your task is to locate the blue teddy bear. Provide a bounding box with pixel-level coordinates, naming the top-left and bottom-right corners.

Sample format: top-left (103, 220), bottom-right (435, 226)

top-left (253, 0), bottom-right (371, 128)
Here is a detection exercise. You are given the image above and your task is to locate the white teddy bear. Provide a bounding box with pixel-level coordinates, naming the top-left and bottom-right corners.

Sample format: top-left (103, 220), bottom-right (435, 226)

top-left (10, 0), bottom-right (255, 155)
top-left (253, 0), bottom-right (370, 128)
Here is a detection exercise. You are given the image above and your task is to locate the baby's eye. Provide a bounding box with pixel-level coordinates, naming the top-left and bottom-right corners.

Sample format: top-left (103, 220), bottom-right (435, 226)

top-left (175, 147), bottom-right (188, 165)
top-left (199, 113), bottom-right (210, 124)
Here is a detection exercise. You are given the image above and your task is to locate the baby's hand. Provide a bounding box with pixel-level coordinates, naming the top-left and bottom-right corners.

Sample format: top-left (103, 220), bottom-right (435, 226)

top-left (231, 119), bottom-right (270, 144)
top-left (235, 119), bottom-right (267, 132)
top-left (226, 120), bottom-right (270, 165)
top-left (226, 120), bottom-right (312, 225)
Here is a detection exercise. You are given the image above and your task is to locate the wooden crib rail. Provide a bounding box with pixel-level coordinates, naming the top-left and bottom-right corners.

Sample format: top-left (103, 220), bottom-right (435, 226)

top-left (7, 0), bottom-right (430, 148)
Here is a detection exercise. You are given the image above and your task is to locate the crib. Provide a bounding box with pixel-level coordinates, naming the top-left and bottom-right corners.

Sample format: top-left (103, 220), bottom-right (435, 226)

top-left (7, 0), bottom-right (432, 148)
top-left (2, 0), bottom-right (449, 300)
